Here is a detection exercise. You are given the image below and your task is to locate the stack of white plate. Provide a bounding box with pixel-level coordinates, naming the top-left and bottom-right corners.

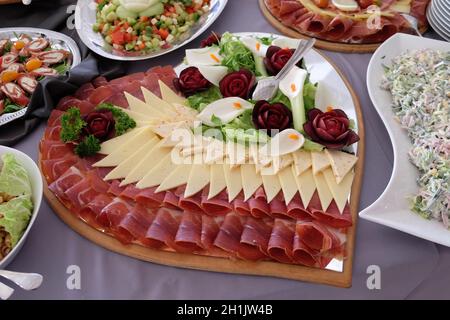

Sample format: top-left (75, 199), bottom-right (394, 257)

top-left (427, 0), bottom-right (450, 41)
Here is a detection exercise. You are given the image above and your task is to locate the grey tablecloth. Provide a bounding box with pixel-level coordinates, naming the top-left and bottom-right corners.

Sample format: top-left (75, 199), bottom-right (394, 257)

top-left (4, 0), bottom-right (450, 299)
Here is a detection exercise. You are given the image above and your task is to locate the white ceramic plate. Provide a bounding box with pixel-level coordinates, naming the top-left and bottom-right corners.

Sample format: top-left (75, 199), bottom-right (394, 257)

top-left (176, 32), bottom-right (361, 272)
top-left (362, 33), bottom-right (450, 246)
top-left (0, 146), bottom-right (43, 269)
top-left (75, 0), bottom-right (228, 61)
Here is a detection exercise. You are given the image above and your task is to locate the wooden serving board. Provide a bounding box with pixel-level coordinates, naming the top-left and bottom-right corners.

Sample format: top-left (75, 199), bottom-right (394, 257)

top-left (0, 0), bottom-right (21, 4)
top-left (39, 52), bottom-right (365, 288)
top-left (259, 0), bottom-right (427, 53)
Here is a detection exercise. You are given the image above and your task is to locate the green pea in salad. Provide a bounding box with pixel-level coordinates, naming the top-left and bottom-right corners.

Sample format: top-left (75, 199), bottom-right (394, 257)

top-left (93, 0), bottom-right (211, 56)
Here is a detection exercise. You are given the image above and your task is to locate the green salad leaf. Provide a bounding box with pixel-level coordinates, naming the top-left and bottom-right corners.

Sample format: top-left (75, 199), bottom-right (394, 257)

top-left (302, 138), bottom-right (324, 152)
top-left (220, 32), bottom-right (256, 74)
top-left (187, 86), bottom-right (222, 111)
top-left (0, 154), bottom-right (32, 197)
top-left (303, 80), bottom-right (317, 112)
top-left (0, 195), bottom-right (33, 247)
top-left (269, 90), bottom-right (292, 109)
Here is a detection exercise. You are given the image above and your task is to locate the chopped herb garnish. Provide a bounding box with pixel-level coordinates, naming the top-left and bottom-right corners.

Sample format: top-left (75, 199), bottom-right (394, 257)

top-left (96, 103), bottom-right (136, 136)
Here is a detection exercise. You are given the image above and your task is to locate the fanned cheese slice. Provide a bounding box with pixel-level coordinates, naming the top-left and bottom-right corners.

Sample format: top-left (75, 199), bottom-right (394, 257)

top-left (121, 108), bottom-right (156, 122)
top-left (241, 164), bottom-right (263, 201)
top-left (156, 164), bottom-right (191, 192)
top-left (311, 151), bottom-right (330, 175)
top-left (120, 141), bottom-right (170, 185)
top-left (262, 174), bottom-right (282, 203)
top-left (295, 168), bottom-right (316, 208)
top-left (325, 149), bottom-right (358, 184)
top-left (158, 80), bottom-right (187, 106)
top-left (278, 166), bottom-right (298, 205)
top-left (313, 171), bottom-right (333, 211)
top-left (104, 137), bottom-right (159, 180)
top-left (223, 165), bottom-right (242, 202)
top-left (94, 128), bottom-right (156, 167)
top-left (125, 91), bottom-right (168, 119)
top-left (292, 150), bottom-right (312, 176)
top-left (185, 164), bottom-right (210, 197)
top-left (323, 168), bottom-right (354, 213)
top-left (99, 127), bottom-right (144, 155)
top-left (135, 153), bottom-right (177, 189)
top-left (208, 164), bottom-right (227, 199)
top-left (298, 0), bottom-right (394, 19)
top-left (141, 86), bottom-right (177, 115)
top-left (391, 0), bottom-right (411, 13)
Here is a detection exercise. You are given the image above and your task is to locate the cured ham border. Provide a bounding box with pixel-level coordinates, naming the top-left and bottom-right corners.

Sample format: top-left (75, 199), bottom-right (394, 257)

top-left (39, 51), bottom-right (365, 288)
top-left (258, 0), bottom-right (427, 53)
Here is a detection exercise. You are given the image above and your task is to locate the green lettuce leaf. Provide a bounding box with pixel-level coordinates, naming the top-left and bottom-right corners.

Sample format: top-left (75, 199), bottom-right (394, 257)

top-left (269, 90), bottom-right (292, 109)
top-left (187, 86), bottom-right (222, 111)
top-left (0, 195), bottom-right (33, 247)
top-left (303, 81), bottom-right (317, 111)
top-left (219, 32), bottom-right (256, 74)
top-left (302, 138), bottom-right (324, 152)
top-left (0, 154), bottom-right (32, 197)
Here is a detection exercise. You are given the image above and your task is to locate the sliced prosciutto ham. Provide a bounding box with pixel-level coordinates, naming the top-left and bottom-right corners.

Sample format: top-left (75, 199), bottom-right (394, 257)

top-left (174, 211), bottom-right (203, 253)
top-left (117, 204), bottom-right (156, 243)
top-left (48, 166), bottom-right (85, 201)
top-left (145, 208), bottom-right (182, 249)
top-left (267, 219), bottom-right (295, 264)
top-left (201, 189), bottom-right (233, 216)
top-left (310, 201), bottom-right (353, 228)
top-left (239, 217), bottom-right (272, 260)
top-left (296, 220), bottom-right (339, 253)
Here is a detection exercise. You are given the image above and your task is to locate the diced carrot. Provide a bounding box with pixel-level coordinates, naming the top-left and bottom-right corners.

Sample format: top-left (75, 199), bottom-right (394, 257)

top-left (158, 28), bottom-right (169, 40)
top-left (140, 16), bottom-right (149, 23)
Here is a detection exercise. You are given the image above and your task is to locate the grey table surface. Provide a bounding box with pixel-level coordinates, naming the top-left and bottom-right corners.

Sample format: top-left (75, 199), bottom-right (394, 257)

top-left (4, 0), bottom-right (450, 300)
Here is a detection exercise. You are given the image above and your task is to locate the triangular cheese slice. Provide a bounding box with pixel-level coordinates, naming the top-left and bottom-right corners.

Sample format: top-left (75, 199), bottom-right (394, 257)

top-left (93, 127), bottom-right (156, 167)
top-left (295, 167), bottom-right (316, 208)
top-left (325, 149), bottom-right (358, 184)
top-left (121, 108), bottom-right (156, 122)
top-left (125, 91), bottom-right (168, 119)
top-left (241, 164), bottom-right (263, 201)
top-left (292, 150), bottom-right (312, 175)
top-left (135, 153), bottom-right (177, 189)
top-left (323, 168), bottom-right (354, 213)
top-left (120, 140), bottom-right (170, 185)
top-left (311, 151), bottom-right (330, 175)
top-left (158, 80), bottom-right (187, 106)
top-left (278, 166), bottom-right (298, 205)
top-left (141, 86), bottom-right (177, 115)
top-left (208, 164), bottom-right (227, 199)
top-left (223, 165), bottom-right (242, 202)
top-left (184, 164), bottom-right (210, 198)
top-left (313, 171), bottom-right (333, 211)
top-left (104, 137), bottom-right (159, 180)
top-left (99, 127), bottom-right (144, 155)
top-left (156, 164), bottom-right (192, 192)
top-left (262, 174), bottom-right (282, 203)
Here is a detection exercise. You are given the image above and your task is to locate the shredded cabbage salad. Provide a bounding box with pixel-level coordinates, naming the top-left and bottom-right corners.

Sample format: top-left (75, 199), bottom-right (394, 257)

top-left (381, 49), bottom-right (450, 229)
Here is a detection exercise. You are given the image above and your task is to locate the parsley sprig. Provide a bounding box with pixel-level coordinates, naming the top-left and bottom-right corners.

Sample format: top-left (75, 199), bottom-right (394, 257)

top-left (96, 103), bottom-right (136, 135)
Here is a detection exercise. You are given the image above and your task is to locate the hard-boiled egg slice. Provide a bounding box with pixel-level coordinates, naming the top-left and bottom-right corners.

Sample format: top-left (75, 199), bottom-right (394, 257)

top-left (197, 65), bottom-right (229, 86)
top-left (240, 36), bottom-right (268, 57)
top-left (197, 97), bottom-right (253, 127)
top-left (279, 66), bottom-right (308, 100)
top-left (119, 0), bottom-right (156, 12)
top-left (186, 47), bottom-right (223, 66)
top-left (259, 129), bottom-right (305, 158)
top-left (331, 0), bottom-right (359, 11)
top-left (271, 37), bottom-right (301, 49)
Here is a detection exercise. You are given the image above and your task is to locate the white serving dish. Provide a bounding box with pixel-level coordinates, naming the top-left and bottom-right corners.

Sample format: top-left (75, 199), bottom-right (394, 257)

top-left (362, 33), bottom-right (450, 246)
top-left (0, 146), bottom-right (43, 269)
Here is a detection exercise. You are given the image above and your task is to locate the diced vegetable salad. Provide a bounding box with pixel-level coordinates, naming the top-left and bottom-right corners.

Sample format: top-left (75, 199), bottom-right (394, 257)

top-left (93, 0), bottom-right (210, 54)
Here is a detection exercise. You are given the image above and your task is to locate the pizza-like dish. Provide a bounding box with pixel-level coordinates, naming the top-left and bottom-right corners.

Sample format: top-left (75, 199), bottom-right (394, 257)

top-left (265, 0), bottom-right (430, 43)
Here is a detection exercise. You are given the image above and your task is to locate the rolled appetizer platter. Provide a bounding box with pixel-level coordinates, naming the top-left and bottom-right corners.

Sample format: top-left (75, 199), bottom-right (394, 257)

top-left (39, 32), bottom-right (364, 286)
top-left (260, 0), bottom-right (430, 52)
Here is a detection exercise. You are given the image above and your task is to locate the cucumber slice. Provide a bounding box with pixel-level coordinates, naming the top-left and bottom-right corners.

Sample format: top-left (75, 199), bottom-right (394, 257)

top-left (120, 0), bottom-right (160, 13)
top-left (139, 2), bottom-right (164, 17)
top-left (116, 5), bottom-right (139, 19)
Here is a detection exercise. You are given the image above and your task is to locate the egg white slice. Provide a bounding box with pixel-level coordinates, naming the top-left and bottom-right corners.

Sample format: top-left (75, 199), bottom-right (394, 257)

top-left (240, 36), bottom-right (269, 57)
top-left (272, 37), bottom-right (301, 49)
top-left (197, 97), bottom-right (253, 127)
top-left (197, 65), bottom-right (229, 86)
top-left (259, 129), bottom-right (305, 158)
top-left (279, 66), bottom-right (308, 100)
top-left (331, 0), bottom-right (359, 11)
top-left (186, 47), bottom-right (223, 66)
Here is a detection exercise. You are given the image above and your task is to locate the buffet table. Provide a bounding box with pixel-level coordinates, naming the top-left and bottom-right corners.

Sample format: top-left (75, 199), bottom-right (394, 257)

top-left (2, 0), bottom-right (449, 299)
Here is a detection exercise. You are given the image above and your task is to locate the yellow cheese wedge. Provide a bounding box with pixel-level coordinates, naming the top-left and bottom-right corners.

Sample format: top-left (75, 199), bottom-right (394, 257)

top-left (295, 168), bottom-right (316, 208)
top-left (292, 150), bottom-right (312, 176)
top-left (208, 164), bottom-right (227, 199)
top-left (150, 121), bottom-right (191, 138)
top-left (104, 137), bottom-right (159, 180)
top-left (390, 0), bottom-right (411, 13)
top-left (94, 127), bottom-right (156, 167)
top-left (223, 164), bottom-right (243, 202)
top-left (135, 153), bottom-right (177, 189)
top-left (325, 149), bottom-right (358, 184)
top-left (120, 140), bottom-right (170, 185)
top-left (158, 80), bottom-right (187, 106)
top-left (156, 164), bottom-right (192, 192)
top-left (323, 168), bottom-right (354, 213)
top-left (313, 171), bottom-right (333, 211)
top-left (124, 92), bottom-right (168, 119)
top-left (298, 0), bottom-right (394, 19)
top-left (278, 166), bottom-right (298, 205)
top-left (121, 108), bottom-right (156, 122)
top-left (141, 86), bottom-right (177, 115)
top-left (262, 174), bottom-right (282, 203)
top-left (184, 164), bottom-right (210, 198)
top-left (311, 151), bottom-right (330, 175)
top-left (241, 164), bottom-right (263, 201)
top-left (99, 127), bottom-right (145, 155)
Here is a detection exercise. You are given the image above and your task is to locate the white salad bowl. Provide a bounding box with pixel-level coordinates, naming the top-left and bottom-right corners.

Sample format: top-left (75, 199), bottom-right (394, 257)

top-left (0, 146), bottom-right (43, 269)
top-left (362, 33), bottom-right (450, 247)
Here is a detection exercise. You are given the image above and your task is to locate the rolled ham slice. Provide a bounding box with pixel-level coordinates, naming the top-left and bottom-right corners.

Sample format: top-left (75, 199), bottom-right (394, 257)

top-left (27, 38), bottom-right (49, 53)
top-left (117, 204), bottom-right (156, 243)
top-left (36, 49), bottom-right (70, 65)
top-left (239, 217), bottom-right (272, 260)
top-left (30, 67), bottom-right (59, 77)
top-left (174, 211), bottom-right (203, 253)
top-left (268, 219), bottom-right (295, 264)
top-left (1, 53), bottom-right (17, 69)
top-left (0, 82), bottom-right (29, 106)
top-left (0, 39), bottom-right (9, 54)
top-left (17, 74), bottom-right (38, 94)
top-left (145, 208), bottom-right (182, 249)
top-left (295, 220), bottom-right (339, 253)
top-left (6, 62), bottom-right (24, 73)
top-left (201, 189), bottom-right (233, 216)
